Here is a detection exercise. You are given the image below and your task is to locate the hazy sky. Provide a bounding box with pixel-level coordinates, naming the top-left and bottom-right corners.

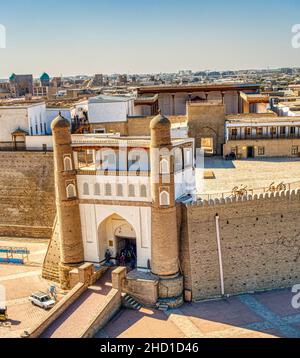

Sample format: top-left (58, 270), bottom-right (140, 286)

top-left (0, 0), bottom-right (300, 78)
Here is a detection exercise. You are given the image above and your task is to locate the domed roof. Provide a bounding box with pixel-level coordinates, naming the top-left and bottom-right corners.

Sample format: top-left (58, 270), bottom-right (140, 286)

top-left (9, 73), bottom-right (16, 81)
top-left (51, 112), bottom-right (70, 131)
top-left (40, 72), bottom-right (50, 80)
top-left (150, 111), bottom-right (171, 129)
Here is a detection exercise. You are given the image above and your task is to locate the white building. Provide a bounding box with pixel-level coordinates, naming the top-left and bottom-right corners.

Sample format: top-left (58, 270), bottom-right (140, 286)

top-left (73, 95), bottom-right (135, 124)
top-left (0, 101), bottom-right (47, 146)
top-left (71, 134), bottom-right (196, 269)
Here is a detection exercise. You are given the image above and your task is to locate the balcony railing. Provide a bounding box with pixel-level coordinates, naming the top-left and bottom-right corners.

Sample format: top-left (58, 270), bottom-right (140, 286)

top-left (77, 169), bottom-right (151, 177)
top-left (228, 134), bottom-right (300, 141)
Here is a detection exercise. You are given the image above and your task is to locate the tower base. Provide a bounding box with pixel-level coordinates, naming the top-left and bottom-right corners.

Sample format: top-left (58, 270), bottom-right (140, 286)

top-left (157, 274), bottom-right (184, 309)
top-left (59, 263), bottom-right (83, 290)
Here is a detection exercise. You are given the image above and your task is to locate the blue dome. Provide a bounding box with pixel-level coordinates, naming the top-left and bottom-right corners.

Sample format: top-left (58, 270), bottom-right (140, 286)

top-left (9, 73), bottom-right (16, 81)
top-left (40, 72), bottom-right (50, 81)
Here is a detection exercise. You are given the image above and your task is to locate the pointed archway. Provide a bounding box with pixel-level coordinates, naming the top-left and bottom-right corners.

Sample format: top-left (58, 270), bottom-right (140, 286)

top-left (98, 214), bottom-right (137, 269)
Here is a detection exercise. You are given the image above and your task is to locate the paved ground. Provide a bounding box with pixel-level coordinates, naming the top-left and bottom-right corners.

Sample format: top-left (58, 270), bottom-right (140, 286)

top-left (41, 270), bottom-right (113, 338)
top-left (0, 238), bottom-right (60, 338)
top-left (97, 288), bottom-right (300, 338)
top-left (196, 157), bottom-right (300, 196)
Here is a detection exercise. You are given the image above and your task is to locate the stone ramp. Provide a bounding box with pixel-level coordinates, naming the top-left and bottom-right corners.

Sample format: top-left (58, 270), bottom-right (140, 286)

top-left (41, 270), bottom-right (113, 338)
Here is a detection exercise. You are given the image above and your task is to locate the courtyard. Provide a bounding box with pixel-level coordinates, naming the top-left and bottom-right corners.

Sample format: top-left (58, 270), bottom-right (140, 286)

top-left (197, 157), bottom-right (300, 198)
top-left (97, 288), bottom-right (300, 339)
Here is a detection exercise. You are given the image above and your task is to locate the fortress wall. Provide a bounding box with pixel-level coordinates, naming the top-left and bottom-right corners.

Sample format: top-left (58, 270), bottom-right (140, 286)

top-left (0, 152), bottom-right (56, 239)
top-left (181, 190), bottom-right (300, 300)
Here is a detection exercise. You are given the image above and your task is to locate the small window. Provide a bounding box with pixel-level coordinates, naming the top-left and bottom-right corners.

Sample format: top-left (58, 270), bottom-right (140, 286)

top-left (160, 159), bottom-right (169, 175)
top-left (83, 183), bottom-right (89, 196)
top-left (271, 127), bottom-right (277, 135)
top-left (105, 183), bottom-right (112, 196)
top-left (140, 185), bottom-right (147, 198)
top-left (94, 183), bottom-right (100, 196)
top-left (94, 128), bottom-right (106, 134)
top-left (292, 146), bottom-right (298, 155)
top-left (160, 191), bottom-right (170, 206)
top-left (258, 147), bottom-right (265, 156)
top-left (280, 127), bottom-right (286, 135)
top-left (66, 184), bottom-right (76, 199)
top-left (64, 157), bottom-right (72, 171)
top-left (231, 128), bottom-right (238, 136)
top-left (256, 128), bottom-right (263, 136)
top-left (290, 127), bottom-right (296, 135)
top-left (246, 128), bottom-right (251, 136)
top-left (117, 184), bottom-right (123, 197)
top-left (128, 184), bottom-right (135, 198)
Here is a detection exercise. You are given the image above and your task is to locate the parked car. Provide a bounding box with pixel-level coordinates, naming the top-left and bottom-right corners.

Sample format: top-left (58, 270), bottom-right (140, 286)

top-left (29, 292), bottom-right (56, 310)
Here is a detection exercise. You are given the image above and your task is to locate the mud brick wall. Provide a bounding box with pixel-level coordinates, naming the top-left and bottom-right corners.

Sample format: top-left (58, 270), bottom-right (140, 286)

top-left (0, 152), bottom-right (56, 239)
top-left (181, 191), bottom-right (300, 301)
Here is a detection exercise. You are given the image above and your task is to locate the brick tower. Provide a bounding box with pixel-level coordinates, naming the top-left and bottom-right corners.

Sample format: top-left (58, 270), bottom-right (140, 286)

top-left (51, 113), bottom-right (84, 289)
top-left (150, 112), bottom-right (183, 308)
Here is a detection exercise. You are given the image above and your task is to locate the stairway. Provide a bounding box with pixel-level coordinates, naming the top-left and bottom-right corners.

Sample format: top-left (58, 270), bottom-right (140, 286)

top-left (123, 294), bottom-right (142, 311)
top-left (157, 303), bottom-right (169, 312)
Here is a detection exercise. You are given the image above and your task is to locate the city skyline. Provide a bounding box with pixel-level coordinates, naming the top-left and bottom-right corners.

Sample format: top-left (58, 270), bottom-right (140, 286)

top-left (0, 0), bottom-right (300, 77)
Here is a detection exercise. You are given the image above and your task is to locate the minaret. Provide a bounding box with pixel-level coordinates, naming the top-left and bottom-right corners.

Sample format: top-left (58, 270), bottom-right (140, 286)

top-left (51, 113), bottom-right (84, 289)
top-left (150, 112), bottom-right (183, 307)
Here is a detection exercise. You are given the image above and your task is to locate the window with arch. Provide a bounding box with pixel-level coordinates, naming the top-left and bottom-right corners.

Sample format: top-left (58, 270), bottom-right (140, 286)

top-left (160, 191), bottom-right (170, 206)
top-left (140, 185), bottom-right (147, 198)
top-left (83, 183), bottom-right (89, 196)
top-left (105, 183), bottom-right (112, 196)
top-left (117, 184), bottom-right (123, 197)
top-left (66, 184), bottom-right (76, 199)
top-left (128, 184), bottom-right (135, 197)
top-left (94, 183), bottom-right (100, 196)
top-left (64, 156), bottom-right (73, 172)
top-left (160, 158), bottom-right (170, 175)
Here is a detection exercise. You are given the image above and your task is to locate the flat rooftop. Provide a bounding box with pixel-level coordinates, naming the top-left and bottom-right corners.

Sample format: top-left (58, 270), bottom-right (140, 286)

top-left (46, 98), bottom-right (86, 109)
top-left (0, 100), bottom-right (45, 108)
top-left (137, 83), bottom-right (260, 94)
top-left (197, 157), bottom-right (300, 197)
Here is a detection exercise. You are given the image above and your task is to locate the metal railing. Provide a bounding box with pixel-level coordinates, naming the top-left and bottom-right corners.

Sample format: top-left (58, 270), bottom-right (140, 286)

top-left (228, 134), bottom-right (300, 141)
top-left (197, 180), bottom-right (300, 201)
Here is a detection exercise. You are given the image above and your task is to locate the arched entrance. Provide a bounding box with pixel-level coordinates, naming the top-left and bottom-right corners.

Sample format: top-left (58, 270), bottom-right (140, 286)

top-left (98, 214), bottom-right (137, 269)
top-left (196, 127), bottom-right (218, 156)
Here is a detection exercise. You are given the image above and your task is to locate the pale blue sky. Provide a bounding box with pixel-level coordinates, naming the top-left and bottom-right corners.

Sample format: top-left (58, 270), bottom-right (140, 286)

top-left (0, 0), bottom-right (300, 78)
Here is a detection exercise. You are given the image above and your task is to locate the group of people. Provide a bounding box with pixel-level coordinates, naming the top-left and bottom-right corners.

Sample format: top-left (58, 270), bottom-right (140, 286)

top-left (104, 243), bottom-right (137, 271)
top-left (117, 244), bottom-right (137, 270)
